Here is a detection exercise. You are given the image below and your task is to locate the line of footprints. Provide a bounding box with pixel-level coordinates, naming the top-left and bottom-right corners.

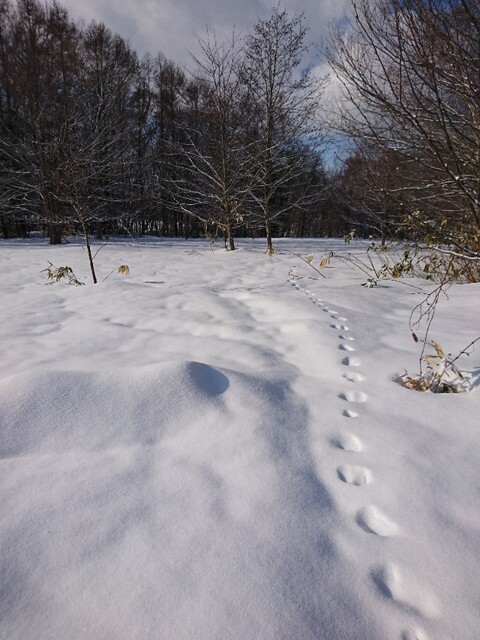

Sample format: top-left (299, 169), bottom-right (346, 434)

top-left (290, 276), bottom-right (436, 640)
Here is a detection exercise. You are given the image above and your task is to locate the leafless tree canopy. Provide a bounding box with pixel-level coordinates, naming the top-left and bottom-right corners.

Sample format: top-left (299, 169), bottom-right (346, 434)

top-left (3, 0), bottom-right (477, 263)
top-left (327, 0), bottom-right (480, 261)
top-left (0, 1), bottom-right (332, 247)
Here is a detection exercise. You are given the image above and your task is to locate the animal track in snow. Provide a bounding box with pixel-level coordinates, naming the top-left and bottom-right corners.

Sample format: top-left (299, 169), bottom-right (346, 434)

top-left (337, 464), bottom-right (372, 486)
top-left (343, 409), bottom-right (359, 418)
top-left (331, 433), bottom-right (363, 452)
top-left (342, 356), bottom-right (361, 367)
top-left (339, 343), bottom-right (355, 352)
top-left (337, 316), bottom-right (348, 322)
top-left (343, 372), bottom-right (365, 382)
top-left (356, 506), bottom-right (399, 536)
top-left (339, 390), bottom-right (368, 403)
top-left (339, 334), bottom-right (355, 341)
top-left (331, 324), bottom-right (349, 331)
top-left (372, 564), bottom-right (439, 619)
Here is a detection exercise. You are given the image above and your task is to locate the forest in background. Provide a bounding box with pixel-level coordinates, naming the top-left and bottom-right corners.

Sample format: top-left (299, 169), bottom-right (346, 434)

top-left (0, 0), bottom-right (478, 273)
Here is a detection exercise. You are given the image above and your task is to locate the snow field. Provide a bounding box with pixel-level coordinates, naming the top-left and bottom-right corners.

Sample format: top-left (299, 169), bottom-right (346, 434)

top-left (0, 237), bottom-right (479, 640)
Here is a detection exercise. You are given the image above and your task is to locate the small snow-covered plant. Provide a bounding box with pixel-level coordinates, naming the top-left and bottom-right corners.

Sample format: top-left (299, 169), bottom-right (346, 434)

top-left (404, 274), bottom-right (480, 393)
top-left (312, 237), bottom-right (422, 287)
top-left (286, 250), bottom-right (327, 278)
top-left (103, 264), bottom-right (130, 281)
top-left (318, 254), bottom-right (331, 268)
top-left (401, 337), bottom-right (479, 393)
top-left (342, 244), bottom-right (418, 285)
top-left (42, 262), bottom-right (83, 286)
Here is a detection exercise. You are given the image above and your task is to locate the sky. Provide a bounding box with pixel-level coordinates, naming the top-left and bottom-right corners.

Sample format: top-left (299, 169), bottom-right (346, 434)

top-left (57, 0), bottom-right (352, 168)
top-left (59, 0), bottom-right (351, 68)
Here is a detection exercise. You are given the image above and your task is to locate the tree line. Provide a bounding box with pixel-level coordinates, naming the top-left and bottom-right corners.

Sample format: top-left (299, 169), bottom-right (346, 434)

top-left (0, 0), bottom-right (342, 249)
top-left (0, 0), bottom-right (478, 271)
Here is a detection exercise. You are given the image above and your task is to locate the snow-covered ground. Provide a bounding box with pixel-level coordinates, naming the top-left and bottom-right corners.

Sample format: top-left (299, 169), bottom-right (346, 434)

top-left (1, 237), bottom-right (479, 640)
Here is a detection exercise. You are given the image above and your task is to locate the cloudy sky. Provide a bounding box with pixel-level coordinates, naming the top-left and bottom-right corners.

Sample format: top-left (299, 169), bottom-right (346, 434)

top-left (60, 0), bottom-right (351, 67)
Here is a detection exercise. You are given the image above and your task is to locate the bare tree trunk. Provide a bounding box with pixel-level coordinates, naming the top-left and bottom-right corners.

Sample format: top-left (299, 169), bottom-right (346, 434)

top-left (49, 224), bottom-right (62, 245)
top-left (81, 222), bottom-right (97, 284)
top-left (226, 222), bottom-right (235, 251)
top-left (0, 216), bottom-right (8, 239)
top-left (265, 214), bottom-right (273, 253)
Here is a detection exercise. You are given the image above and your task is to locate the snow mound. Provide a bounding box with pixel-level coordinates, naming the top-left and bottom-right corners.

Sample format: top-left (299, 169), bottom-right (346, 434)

top-left (1, 361), bottom-right (229, 458)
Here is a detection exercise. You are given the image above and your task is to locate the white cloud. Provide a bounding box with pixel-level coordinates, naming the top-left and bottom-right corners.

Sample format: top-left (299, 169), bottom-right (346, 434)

top-left (60, 0), bottom-right (351, 66)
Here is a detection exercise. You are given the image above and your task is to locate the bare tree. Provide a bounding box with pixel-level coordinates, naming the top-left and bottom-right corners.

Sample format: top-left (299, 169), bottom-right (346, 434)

top-left (127, 54), bottom-right (157, 236)
top-left (52, 23), bottom-right (140, 282)
top-left (0, 0), bottom-right (329, 249)
top-left (242, 8), bottom-right (325, 252)
top-left (327, 0), bottom-right (480, 269)
top-left (171, 33), bottom-right (257, 249)
top-left (336, 142), bottom-right (411, 243)
top-left (152, 55), bottom-right (190, 237)
top-left (0, 0), bottom-right (81, 243)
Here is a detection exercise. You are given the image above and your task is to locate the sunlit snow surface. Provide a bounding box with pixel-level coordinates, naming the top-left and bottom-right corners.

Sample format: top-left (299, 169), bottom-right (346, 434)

top-left (0, 237), bottom-right (479, 640)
